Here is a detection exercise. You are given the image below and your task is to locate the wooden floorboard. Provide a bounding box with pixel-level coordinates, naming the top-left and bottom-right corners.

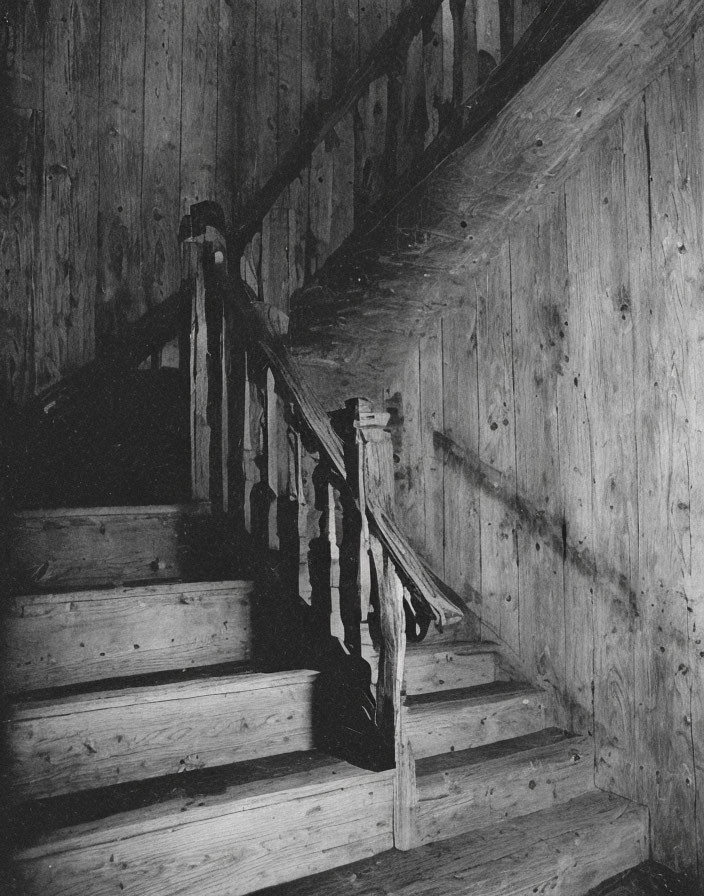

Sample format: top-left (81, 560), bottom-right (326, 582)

top-left (254, 791), bottom-right (649, 896)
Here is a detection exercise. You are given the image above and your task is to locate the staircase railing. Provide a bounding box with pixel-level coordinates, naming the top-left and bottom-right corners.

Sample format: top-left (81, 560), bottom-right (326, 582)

top-left (179, 201), bottom-right (465, 773)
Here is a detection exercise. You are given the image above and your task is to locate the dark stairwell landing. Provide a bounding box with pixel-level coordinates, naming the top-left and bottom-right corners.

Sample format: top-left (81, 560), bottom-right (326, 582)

top-left (6, 367), bottom-right (191, 510)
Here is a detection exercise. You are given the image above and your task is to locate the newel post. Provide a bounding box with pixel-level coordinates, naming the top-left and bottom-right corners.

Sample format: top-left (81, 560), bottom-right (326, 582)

top-left (180, 214), bottom-right (229, 508)
top-left (353, 399), bottom-right (417, 848)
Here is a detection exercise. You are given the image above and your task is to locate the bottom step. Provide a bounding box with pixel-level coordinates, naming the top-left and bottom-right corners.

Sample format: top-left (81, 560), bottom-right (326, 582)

top-left (13, 752), bottom-right (394, 896)
top-left (255, 790), bottom-right (649, 896)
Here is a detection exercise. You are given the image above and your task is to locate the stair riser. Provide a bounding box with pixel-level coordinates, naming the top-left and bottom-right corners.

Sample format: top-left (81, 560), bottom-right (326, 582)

top-left (364, 647), bottom-right (499, 695)
top-left (3, 582), bottom-right (253, 693)
top-left (9, 672), bottom-right (317, 800)
top-left (405, 691), bottom-right (549, 759)
top-left (415, 735), bottom-right (595, 846)
top-left (16, 774), bottom-right (394, 896)
top-left (8, 504), bottom-right (211, 592)
top-left (404, 650), bottom-right (498, 695)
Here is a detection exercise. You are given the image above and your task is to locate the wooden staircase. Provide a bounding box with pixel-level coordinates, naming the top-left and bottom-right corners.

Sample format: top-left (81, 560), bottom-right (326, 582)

top-left (2, 504), bottom-right (649, 896)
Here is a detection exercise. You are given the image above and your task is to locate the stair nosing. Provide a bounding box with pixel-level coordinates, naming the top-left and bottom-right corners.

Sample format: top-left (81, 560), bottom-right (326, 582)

top-left (15, 752), bottom-right (394, 859)
top-left (404, 679), bottom-right (538, 708)
top-left (415, 728), bottom-right (591, 777)
top-left (11, 669), bottom-right (319, 718)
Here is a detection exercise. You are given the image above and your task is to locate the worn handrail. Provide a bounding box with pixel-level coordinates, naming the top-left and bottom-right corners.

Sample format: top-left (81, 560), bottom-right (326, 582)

top-left (208, 248), bottom-right (465, 630)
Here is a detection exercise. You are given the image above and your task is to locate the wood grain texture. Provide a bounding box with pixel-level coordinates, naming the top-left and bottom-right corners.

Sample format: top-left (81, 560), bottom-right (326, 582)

top-left (142, 0), bottom-right (183, 312)
top-left (2, 580), bottom-right (253, 693)
top-left (419, 318), bottom-right (444, 573)
top-left (181, 0), bottom-right (219, 217)
top-left (576, 125), bottom-right (637, 799)
top-left (8, 503), bottom-right (211, 592)
top-left (0, 106), bottom-right (42, 404)
top-left (476, 246), bottom-right (518, 651)
top-left (403, 681), bottom-right (549, 758)
top-left (38, 0), bottom-right (99, 390)
top-left (97, 0), bottom-right (146, 337)
top-left (16, 759), bottom-right (393, 896)
top-left (403, 643), bottom-right (498, 694)
top-left (631, 44), bottom-right (700, 873)
top-left (250, 790), bottom-right (648, 896)
top-left (292, 0), bottom-right (704, 409)
top-left (510, 195), bottom-right (567, 724)
top-left (441, 306), bottom-right (481, 616)
top-left (415, 731), bottom-right (594, 843)
top-left (9, 670), bottom-right (319, 800)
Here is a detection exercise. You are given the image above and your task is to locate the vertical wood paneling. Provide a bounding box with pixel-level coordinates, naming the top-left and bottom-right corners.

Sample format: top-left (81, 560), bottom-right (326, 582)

top-left (476, 246), bottom-right (518, 651)
top-left (510, 195), bottom-right (567, 724)
top-left (0, 108), bottom-right (42, 404)
top-left (234, 0), bottom-right (258, 215)
top-left (419, 318), bottom-right (444, 573)
top-left (181, 0), bottom-right (219, 216)
top-left (579, 126), bottom-right (637, 798)
top-left (441, 305), bottom-right (481, 611)
top-left (142, 0), bottom-right (182, 311)
top-left (215, 0), bottom-right (238, 230)
top-left (690, 27), bottom-right (704, 873)
top-left (451, 0), bottom-right (477, 103)
top-left (560, 172), bottom-right (595, 739)
top-left (632, 48), bottom-right (700, 872)
top-left (98, 0), bottom-right (146, 337)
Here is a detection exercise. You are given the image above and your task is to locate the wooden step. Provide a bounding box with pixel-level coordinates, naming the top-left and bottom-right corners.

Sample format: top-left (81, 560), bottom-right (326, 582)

top-left (7, 669), bottom-right (318, 801)
top-left (251, 790), bottom-right (649, 896)
top-left (2, 580), bottom-right (253, 694)
top-left (403, 641), bottom-right (501, 695)
top-left (414, 728), bottom-right (595, 845)
top-left (7, 503), bottom-right (213, 592)
top-left (403, 680), bottom-right (549, 759)
top-left (14, 751), bottom-right (395, 896)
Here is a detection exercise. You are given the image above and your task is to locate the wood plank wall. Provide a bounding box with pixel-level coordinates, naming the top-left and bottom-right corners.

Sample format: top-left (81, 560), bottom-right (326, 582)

top-left (2, 0), bottom-right (539, 405)
top-left (1, 0), bottom-right (237, 400)
top-left (386, 30), bottom-right (704, 879)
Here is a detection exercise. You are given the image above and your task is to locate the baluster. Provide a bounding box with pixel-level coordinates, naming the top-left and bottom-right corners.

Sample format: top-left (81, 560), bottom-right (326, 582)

top-left (265, 368), bottom-right (279, 550)
top-left (354, 400), bottom-right (408, 770)
top-left (181, 237), bottom-right (211, 502)
top-left (327, 481), bottom-right (345, 646)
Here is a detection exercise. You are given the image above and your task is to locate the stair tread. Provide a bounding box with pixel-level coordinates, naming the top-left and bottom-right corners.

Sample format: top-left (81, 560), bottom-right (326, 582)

top-left (415, 726), bottom-right (577, 775)
top-left (252, 791), bottom-right (649, 896)
top-left (405, 639), bottom-right (498, 655)
top-left (15, 750), bottom-right (392, 857)
top-left (9, 578), bottom-right (254, 603)
top-left (404, 679), bottom-right (536, 708)
top-left (11, 502), bottom-right (211, 519)
top-left (12, 668), bottom-right (319, 717)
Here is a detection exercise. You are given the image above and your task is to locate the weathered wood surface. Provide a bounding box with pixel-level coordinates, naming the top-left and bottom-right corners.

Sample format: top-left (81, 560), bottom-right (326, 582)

top-left (5, 0), bottom-right (542, 402)
top-left (8, 503), bottom-right (211, 592)
top-left (403, 642), bottom-right (498, 694)
top-left (252, 791), bottom-right (649, 896)
top-left (415, 730), bottom-right (594, 844)
top-left (292, 0), bottom-right (704, 409)
top-left (383, 20), bottom-right (704, 880)
top-left (16, 757), bottom-right (394, 896)
top-left (403, 680), bottom-right (549, 758)
top-left (2, 580), bottom-right (253, 693)
top-left (8, 670), bottom-right (318, 800)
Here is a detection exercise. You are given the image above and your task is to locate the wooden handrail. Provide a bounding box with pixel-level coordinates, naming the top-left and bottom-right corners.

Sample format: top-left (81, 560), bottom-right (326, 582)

top-left (201, 239), bottom-right (465, 630)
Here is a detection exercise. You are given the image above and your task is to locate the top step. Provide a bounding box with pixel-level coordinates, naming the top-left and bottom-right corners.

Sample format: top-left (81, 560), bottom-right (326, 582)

top-left (5, 503), bottom-right (227, 593)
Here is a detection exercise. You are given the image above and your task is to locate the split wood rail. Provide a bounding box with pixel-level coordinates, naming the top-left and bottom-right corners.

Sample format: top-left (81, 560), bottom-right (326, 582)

top-left (179, 202), bottom-right (464, 781)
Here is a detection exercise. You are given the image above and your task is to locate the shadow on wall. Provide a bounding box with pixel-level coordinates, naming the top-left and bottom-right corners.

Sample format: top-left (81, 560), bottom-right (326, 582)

top-left (433, 430), bottom-right (639, 623)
